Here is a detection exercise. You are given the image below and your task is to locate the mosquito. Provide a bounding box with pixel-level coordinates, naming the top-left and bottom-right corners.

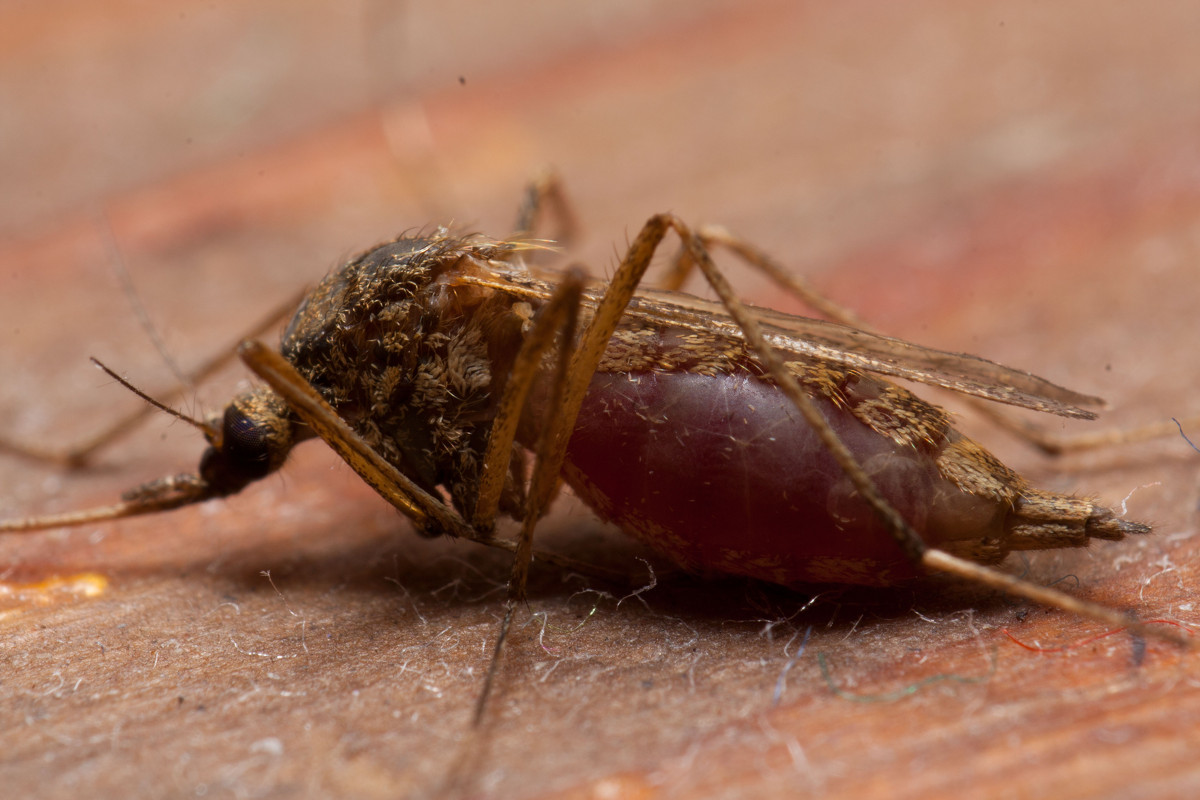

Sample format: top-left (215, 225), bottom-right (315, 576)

top-left (0, 176), bottom-right (1191, 722)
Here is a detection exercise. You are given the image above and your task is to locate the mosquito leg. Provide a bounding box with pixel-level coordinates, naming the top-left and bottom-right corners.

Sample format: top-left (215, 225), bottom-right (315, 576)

top-left (472, 301), bottom-right (584, 726)
top-left (0, 288), bottom-right (307, 469)
top-left (472, 269), bottom-right (585, 532)
top-left (666, 218), bottom-right (1190, 648)
top-left (477, 217), bottom-right (679, 602)
top-left (472, 267), bottom-right (608, 726)
top-left (472, 220), bottom-right (673, 725)
top-left (517, 216), bottom-right (676, 526)
top-left (967, 405), bottom-right (1200, 456)
top-left (510, 169), bottom-right (579, 249)
top-left (502, 273), bottom-right (583, 602)
top-left (663, 225), bottom-right (871, 329)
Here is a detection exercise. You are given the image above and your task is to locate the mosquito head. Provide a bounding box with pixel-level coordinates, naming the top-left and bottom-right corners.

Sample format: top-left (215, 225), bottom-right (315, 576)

top-left (198, 388), bottom-right (297, 497)
top-left (0, 367), bottom-right (304, 534)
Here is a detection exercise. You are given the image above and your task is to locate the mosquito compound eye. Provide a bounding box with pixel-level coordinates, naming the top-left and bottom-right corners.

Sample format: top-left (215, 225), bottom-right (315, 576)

top-left (198, 406), bottom-right (278, 496)
top-left (223, 408), bottom-right (273, 462)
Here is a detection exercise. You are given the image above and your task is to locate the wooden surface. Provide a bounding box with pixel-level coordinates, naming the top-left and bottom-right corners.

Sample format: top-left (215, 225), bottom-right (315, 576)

top-left (2, 2), bottom-right (1199, 798)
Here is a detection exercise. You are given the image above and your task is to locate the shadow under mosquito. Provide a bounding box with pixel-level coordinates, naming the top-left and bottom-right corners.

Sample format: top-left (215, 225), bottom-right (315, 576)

top-left (198, 507), bottom-right (1088, 658)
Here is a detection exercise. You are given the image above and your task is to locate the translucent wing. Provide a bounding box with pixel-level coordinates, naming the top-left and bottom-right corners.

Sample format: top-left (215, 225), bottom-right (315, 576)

top-left (628, 289), bottom-right (1101, 418)
top-left (460, 268), bottom-right (1103, 420)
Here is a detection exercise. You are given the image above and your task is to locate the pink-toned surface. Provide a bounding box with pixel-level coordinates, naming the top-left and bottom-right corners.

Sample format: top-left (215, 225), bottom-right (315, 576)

top-left (2, 2), bottom-right (1199, 798)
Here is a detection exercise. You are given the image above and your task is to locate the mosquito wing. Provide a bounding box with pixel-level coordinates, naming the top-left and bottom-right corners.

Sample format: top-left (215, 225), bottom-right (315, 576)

top-left (623, 289), bottom-right (1103, 419)
top-left (458, 268), bottom-right (1103, 420)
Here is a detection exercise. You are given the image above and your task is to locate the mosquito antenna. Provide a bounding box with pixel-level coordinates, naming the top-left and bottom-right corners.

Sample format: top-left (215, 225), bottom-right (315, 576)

top-left (91, 358), bottom-right (220, 443)
top-left (97, 211), bottom-right (192, 392)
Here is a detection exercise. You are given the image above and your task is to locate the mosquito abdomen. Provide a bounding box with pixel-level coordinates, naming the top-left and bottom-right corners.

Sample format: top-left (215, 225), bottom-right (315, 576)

top-left (550, 370), bottom-right (1145, 587)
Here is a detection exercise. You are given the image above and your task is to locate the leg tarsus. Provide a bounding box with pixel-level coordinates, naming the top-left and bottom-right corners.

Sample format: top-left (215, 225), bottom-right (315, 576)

top-left (474, 601), bottom-right (517, 727)
top-left (921, 549), bottom-right (1193, 648)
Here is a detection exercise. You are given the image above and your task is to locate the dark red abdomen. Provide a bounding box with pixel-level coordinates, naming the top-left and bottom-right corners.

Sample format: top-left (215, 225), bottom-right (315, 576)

top-left (555, 371), bottom-right (1006, 587)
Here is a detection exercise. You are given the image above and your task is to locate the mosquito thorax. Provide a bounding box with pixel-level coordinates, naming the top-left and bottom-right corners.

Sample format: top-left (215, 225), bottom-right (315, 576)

top-left (199, 387), bottom-right (298, 497)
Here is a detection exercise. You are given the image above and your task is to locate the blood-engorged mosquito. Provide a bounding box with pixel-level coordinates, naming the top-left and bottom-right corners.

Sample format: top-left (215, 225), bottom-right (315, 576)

top-left (0, 175), bottom-right (1192, 721)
